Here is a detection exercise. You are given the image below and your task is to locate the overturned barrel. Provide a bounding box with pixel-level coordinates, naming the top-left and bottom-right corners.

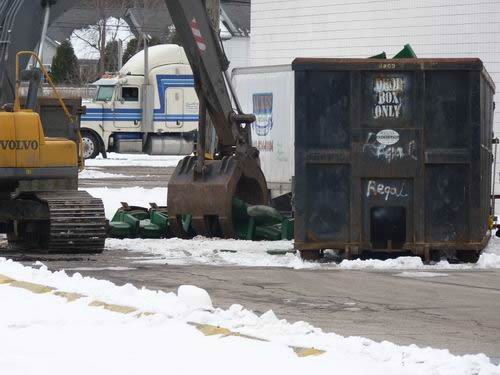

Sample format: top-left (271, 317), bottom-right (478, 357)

top-left (293, 58), bottom-right (496, 261)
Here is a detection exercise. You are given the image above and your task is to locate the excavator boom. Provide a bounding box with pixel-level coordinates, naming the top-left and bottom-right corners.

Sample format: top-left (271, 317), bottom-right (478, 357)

top-left (0, 0), bottom-right (80, 104)
top-left (164, 0), bottom-right (235, 149)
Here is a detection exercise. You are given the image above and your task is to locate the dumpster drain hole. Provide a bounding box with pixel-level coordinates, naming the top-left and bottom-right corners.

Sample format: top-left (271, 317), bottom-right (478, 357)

top-left (370, 207), bottom-right (406, 250)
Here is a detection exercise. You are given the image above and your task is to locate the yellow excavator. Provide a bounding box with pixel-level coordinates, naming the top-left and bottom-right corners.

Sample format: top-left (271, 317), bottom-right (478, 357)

top-left (0, 51), bottom-right (106, 252)
top-left (0, 1), bottom-right (107, 252)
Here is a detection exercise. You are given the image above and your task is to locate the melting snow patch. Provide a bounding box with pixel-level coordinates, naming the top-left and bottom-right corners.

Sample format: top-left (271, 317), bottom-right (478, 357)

top-left (78, 169), bottom-right (130, 179)
top-left (0, 258), bottom-right (498, 375)
top-left (395, 272), bottom-right (449, 278)
top-left (104, 235), bottom-right (500, 270)
top-left (85, 153), bottom-right (185, 168)
top-left (84, 187), bottom-right (167, 218)
top-left (106, 237), bottom-right (311, 269)
top-left (339, 256), bottom-right (425, 270)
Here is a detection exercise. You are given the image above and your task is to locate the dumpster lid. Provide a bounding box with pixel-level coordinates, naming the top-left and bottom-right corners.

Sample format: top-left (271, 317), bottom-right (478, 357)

top-left (292, 58), bottom-right (494, 90)
top-left (292, 58), bottom-right (484, 71)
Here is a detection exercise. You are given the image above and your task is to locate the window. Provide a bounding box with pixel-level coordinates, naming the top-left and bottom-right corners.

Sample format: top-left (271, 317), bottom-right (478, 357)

top-left (121, 87), bottom-right (139, 102)
top-left (95, 86), bottom-right (115, 102)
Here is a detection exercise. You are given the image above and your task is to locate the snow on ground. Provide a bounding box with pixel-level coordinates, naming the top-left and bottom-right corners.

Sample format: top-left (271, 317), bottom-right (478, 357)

top-left (107, 237), bottom-right (306, 268)
top-left (0, 258), bottom-right (498, 375)
top-left (79, 169), bottom-right (130, 179)
top-left (106, 235), bottom-right (500, 271)
top-left (85, 153), bottom-right (185, 168)
top-left (84, 187), bottom-right (167, 218)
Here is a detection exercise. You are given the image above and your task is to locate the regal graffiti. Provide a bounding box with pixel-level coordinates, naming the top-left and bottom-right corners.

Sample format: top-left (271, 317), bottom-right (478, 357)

top-left (362, 131), bottom-right (417, 163)
top-left (366, 180), bottom-right (409, 201)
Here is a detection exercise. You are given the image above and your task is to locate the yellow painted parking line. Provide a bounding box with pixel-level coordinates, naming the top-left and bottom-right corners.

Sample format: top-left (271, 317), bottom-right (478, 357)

top-left (189, 322), bottom-right (325, 357)
top-left (0, 274), bottom-right (14, 284)
top-left (135, 311), bottom-right (157, 318)
top-left (89, 300), bottom-right (137, 314)
top-left (54, 291), bottom-right (86, 302)
top-left (9, 280), bottom-right (55, 294)
top-left (292, 346), bottom-right (326, 357)
top-left (190, 322), bottom-right (232, 336)
top-left (0, 273), bottom-right (326, 358)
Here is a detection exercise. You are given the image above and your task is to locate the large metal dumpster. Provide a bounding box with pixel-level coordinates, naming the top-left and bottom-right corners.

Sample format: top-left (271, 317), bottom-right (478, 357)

top-left (293, 58), bottom-right (495, 261)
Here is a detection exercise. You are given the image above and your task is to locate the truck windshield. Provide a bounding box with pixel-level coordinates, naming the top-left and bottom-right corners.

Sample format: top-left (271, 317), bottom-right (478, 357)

top-left (95, 86), bottom-right (115, 102)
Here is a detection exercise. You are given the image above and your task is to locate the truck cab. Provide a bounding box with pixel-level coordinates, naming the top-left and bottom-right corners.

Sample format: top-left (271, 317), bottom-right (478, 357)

top-left (81, 44), bottom-right (199, 159)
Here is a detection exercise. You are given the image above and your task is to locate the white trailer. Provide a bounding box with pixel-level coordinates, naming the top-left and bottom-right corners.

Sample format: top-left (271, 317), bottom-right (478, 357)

top-left (81, 44), bottom-right (199, 159)
top-left (232, 65), bottom-right (294, 199)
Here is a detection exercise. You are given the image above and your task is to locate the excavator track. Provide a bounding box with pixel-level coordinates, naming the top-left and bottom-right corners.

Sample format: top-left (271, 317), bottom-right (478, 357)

top-left (35, 191), bottom-right (107, 253)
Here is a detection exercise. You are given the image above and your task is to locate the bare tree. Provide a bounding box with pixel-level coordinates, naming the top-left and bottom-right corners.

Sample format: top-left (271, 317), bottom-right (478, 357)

top-left (130, 0), bottom-right (168, 52)
top-left (71, 0), bottom-right (130, 76)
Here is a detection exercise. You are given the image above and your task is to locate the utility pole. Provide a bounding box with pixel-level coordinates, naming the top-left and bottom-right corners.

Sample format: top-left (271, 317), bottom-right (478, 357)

top-left (117, 39), bottom-right (123, 71)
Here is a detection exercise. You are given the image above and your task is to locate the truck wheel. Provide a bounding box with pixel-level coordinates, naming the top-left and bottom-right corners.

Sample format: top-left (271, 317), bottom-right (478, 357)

top-left (81, 131), bottom-right (100, 159)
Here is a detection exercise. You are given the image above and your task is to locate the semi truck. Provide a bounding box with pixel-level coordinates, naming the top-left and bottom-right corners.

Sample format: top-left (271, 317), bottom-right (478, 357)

top-left (80, 44), bottom-right (199, 159)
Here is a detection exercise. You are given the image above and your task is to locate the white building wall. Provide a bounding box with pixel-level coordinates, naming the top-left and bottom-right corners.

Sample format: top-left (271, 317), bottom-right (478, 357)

top-left (251, 0), bottom-right (500, 189)
top-left (224, 37), bottom-right (251, 70)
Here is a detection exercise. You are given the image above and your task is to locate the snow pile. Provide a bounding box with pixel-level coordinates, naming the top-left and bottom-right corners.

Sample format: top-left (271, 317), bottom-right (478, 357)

top-left (107, 237), bottom-right (309, 269)
top-left (177, 285), bottom-right (213, 310)
top-left (79, 168), bottom-right (129, 179)
top-left (84, 187), bottom-right (167, 218)
top-left (85, 153), bottom-right (185, 168)
top-left (339, 256), bottom-right (425, 270)
top-left (0, 258), bottom-right (498, 375)
top-left (340, 237), bottom-right (500, 270)
top-left (105, 235), bottom-right (500, 270)
top-left (476, 236), bottom-right (500, 268)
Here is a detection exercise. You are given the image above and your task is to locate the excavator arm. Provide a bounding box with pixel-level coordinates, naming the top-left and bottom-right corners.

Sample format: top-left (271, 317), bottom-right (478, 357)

top-left (164, 0), bottom-right (235, 150)
top-left (164, 0), bottom-right (258, 159)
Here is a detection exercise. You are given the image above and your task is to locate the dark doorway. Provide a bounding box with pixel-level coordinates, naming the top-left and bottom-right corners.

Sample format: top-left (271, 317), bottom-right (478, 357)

top-left (370, 207), bottom-right (406, 249)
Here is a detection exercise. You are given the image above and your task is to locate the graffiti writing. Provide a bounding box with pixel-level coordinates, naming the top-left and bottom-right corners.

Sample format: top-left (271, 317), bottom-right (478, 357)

top-left (362, 132), bottom-right (417, 163)
top-left (366, 180), bottom-right (409, 201)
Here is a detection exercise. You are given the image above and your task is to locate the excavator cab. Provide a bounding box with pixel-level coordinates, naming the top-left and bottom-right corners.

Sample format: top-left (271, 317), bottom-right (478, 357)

top-left (0, 110), bottom-right (78, 171)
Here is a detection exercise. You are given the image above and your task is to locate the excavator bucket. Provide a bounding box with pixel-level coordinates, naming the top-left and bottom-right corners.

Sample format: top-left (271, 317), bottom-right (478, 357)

top-left (167, 156), bottom-right (269, 238)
